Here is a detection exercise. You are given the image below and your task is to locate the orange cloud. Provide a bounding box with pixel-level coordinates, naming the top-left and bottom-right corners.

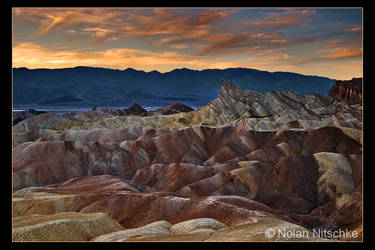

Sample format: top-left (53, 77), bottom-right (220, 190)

top-left (193, 31), bottom-right (293, 56)
top-left (246, 9), bottom-right (316, 28)
top-left (295, 47), bottom-right (362, 64)
top-left (14, 8), bottom-right (125, 36)
top-left (270, 39), bottom-right (289, 44)
top-left (346, 26), bottom-right (361, 32)
top-left (168, 44), bottom-right (188, 49)
top-left (12, 42), bottom-right (362, 80)
top-left (12, 8), bottom-right (362, 80)
top-left (194, 33), bottom-right (249, 56)
top-left (14, 8), bottom-right (233, 44)
top-left (324, 48), bottom-right (363, 60)
top-left (12, 8), bottom-right (318, 58)
top-left (12, 42), bottom-right (239, 71)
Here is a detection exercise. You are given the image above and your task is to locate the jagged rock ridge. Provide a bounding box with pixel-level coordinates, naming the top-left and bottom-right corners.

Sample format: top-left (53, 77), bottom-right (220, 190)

top-left (12, 81), bottom-right (362, 147)
top-left (329, 77), bottom-right (362, 103)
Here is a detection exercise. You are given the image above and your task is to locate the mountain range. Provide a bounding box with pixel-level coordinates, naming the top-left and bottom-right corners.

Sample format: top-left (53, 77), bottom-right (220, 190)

top-left (13, 66), bottom-right (335, 109)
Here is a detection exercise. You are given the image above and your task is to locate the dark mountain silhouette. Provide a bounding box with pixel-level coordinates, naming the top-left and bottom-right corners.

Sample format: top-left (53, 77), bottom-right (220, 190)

top-left (13, 66), bottom-right (335, 108)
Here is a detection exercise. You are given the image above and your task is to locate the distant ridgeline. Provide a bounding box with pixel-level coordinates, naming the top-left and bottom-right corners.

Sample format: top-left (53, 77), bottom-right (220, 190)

top-left (13, 66), bottom-right (336, 108)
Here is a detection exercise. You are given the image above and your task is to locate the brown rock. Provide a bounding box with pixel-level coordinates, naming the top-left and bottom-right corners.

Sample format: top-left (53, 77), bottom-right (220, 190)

top-left (328, 78), bottom-right (362, 103)
top-left (154, 103), bottom-right (194, 115)
top-left (13, 126), bottom-right (361, 190)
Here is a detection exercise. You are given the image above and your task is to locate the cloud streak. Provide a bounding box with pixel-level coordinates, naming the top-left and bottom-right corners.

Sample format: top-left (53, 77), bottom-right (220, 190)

top-left (14, 8), bottom-right (126, 36)
top-left (295, 47), bottom-right (362, 65)
top-left (245, 9), bottom-right (316, 28)
top-left (12, 42), bottom-right (240, 71)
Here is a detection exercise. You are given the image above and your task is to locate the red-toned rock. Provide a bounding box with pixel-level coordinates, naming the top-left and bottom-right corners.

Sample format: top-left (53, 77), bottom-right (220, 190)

top-left (13, 175), bottom-right (282, 229)
top-left (328, 78), bottom-right (362, 103)
top-left (13, 126), bottom-right (362, 190)
top-left (131, 163), bottom-right (220, 193)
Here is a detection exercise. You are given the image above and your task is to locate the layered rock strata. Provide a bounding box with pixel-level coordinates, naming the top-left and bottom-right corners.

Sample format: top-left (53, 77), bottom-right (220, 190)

top-left (12, 80), bottom-right (362, 242)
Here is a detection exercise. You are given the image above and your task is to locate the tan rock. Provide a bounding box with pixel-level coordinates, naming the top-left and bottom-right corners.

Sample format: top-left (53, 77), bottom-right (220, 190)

top-left (231, 164), bottom-right (259, 199)
top-left (127, 217), bottom-right (334, 242)
top-left (170, 218), bottom-right (227, 234)
top-left (13, 191), bottom-right (77, 217)
top-left (314, 152), bottom-right (355, 201)
top-left (125, 231), bottom-right (213, 242)
top-left (12, 212), bottom-right (124, 241)
top-left (338, 127), bottom-right (362, 145)
top-left (91, 220), bottom-right (172, 242)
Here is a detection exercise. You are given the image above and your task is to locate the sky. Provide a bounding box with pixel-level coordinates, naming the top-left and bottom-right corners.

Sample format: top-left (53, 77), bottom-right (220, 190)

top-left (12, 7), bottom-right (362, 80)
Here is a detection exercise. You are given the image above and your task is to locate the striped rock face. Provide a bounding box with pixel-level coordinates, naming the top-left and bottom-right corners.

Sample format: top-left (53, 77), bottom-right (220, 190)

top-left (12, 81), bottom-right (362, 242)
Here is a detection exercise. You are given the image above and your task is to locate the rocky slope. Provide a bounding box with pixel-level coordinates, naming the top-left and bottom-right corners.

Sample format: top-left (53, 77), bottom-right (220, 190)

top-left (12, 81), bottom-right (362, 146)
top-left (329, 78), bottom-right (362, 103)
top-left (62, 102), bottom-right (194, 121)
top-left (13, 126), bottom-right (361, 190)
top-left (13, 109), bottom-right (46, 126)
top-left (13, 211), bottom-right (331, 242)
top-left (12, 80), bottom-right (362, 242)
top-left (13, 212), bottom-right (124, 241)
top-left (153, 102), bottom-right (194, 115)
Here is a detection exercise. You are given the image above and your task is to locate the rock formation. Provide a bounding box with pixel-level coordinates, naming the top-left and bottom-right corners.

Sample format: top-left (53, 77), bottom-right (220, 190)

top-left (12, 81), bottom-right (362, 147)
top-left (60, 103), bottom-right (194, 122)
top-left (13, 109), bottom-right (46, 126)
top-left (328, 78), bottom-right (362, 103)
top-left (12, 212), bottom-right (124, 241)
top-left (153, 103), bottom-right (194, 115)
top-left (12, 126), bottom-right (361, 190)
top-left (12, 80), bottom-right (362, 242)
top-left (91, 220), bottom-right (172, 242)
top-left (125, 217), bottom-right (334, 242)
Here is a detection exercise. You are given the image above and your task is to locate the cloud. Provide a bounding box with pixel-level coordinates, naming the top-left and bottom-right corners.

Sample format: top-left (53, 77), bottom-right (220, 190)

top-left (323, 48), bottom-right (362, 60)
top-left (13, 8), bottom-right (357, 60)
top-left (12, 41), bottom-right (362, 80)
top-left (193, 33), bottom-right (250, 56)
top-left (346, 26), bottom-right (361, 32)
top-left (14, 8), bottom-right (125, 36)
top-left (295, 47), bottom-right (362, 64)
top-left (270, 39), bottom-right (289, 44)
top-left (245, 9), bottom-right (316, 28)
top-left (14, 8), bottom-right (233, 44)
top-left (12, 8), bottom-right (362, 79)
top-left (12, 42), bottom-right (239, 71)
top-left (168, 44), bottom-right (188, 49)
top-left (192, 31), bottom-right (296, 56)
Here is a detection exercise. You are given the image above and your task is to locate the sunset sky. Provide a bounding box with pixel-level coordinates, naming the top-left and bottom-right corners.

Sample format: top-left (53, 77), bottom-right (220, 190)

top-left (12, 8), bottom-right (362, 80)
